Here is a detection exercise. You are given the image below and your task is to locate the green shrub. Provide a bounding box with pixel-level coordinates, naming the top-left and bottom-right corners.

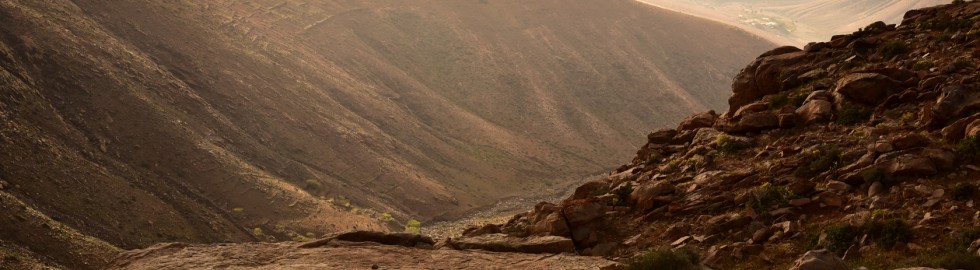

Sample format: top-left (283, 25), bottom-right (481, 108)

top-left (404, 219), bottom-right (422, 234)
top-left (610, 182), bottom-right (634, 206)
top-left (796, 144), bottom-right (843, 177)
top-left (769, 91), bottom-right (808, 109)
top-left (822, 224), bottom-right (857, 256)
top-left (913, 60), bottom-right (935, 71)
top-left (953, 59), bottom-right (973, 70)
top-left (951, 183), bottom-right (978, 201)
top-left (864, 218), bottom-right (912, 248)
top-left (747, 183), bottom-right (793, 213)
top-left (932, 252), bottom-right (980, 270)
top-left (957, 136), bottom-right (980, 162)
top-left (836, 103), bottom-right (872, 125)
top-left (626, 248), bottom-right (700, 270)
top-left (881, 41), bottom-right (909, 59)
top-left (716, 134), bottom-right (743, 154)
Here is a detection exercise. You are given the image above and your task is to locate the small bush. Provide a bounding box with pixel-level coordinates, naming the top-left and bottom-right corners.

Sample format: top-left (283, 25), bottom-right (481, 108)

top-left (232, 207), bottom-right (245, 213)
top-left (716, 134), bottom-right (743, 154)
top-left (901, 112), bottom-right (917, 124)
top-left (865, 218), bottom-right (912, 248)
top-left (822, 224), bottom-right (858, 256)
top-left (881, 41), bottom-right (909, 59)
top-left (747, 183), bottom-right (793, 213)
top-left (404, 219), bottom-right (422, 234)
top-left (252, 227), bottom-right (263, 235)
top-left (913, 60), bottom-right (935, 71)
top-left (953, 59), bottom-right (973, 70)
top-left (932, 252), bottom-right (980, 270)
top-left (610, 182), bottom-right (634, 206)
top-left (837, 104), bottom-right (872, 125)
top-left (626, 248), bottom-right (700, 270)
top-left (769, 91), bottom-right (808, 109)
top-left (951, 183), bottom-right (978, 201)
top-left (796, 144), bottom-right (843, 177)
top-left (957, 136), bottom-right (980, 162)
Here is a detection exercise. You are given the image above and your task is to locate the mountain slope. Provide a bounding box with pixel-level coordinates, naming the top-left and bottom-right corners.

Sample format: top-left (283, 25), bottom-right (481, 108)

top-left (0, 0), bottom-right (773, 268)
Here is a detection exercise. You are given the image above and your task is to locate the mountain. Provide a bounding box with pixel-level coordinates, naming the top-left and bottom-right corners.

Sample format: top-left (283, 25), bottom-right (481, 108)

top-left (637, 0), bottom-right (949, 45)
top-left (0, 0), bottom-right (774, 268)
top-left (106, 2), bottom-right (980, 269)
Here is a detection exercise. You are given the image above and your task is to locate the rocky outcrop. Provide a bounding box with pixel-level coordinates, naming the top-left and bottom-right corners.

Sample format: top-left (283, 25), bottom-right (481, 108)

top-left (486, 3), bottom-right (980, 269)
top-left (789, 250), bottom-right (849, 270)
top-left (446, 234), bottom-right (576, 254)
top-left (300, 231), bottom-right (435, 249)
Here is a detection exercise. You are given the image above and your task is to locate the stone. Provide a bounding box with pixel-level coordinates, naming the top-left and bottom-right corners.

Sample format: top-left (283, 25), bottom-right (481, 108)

top-left (928, 84), bottom-right (980, 128)
top-left (569, 181), bottom-right (610, 201)
top-left (796, 100), bottom-right (833, 124)
top-left (630, 181), bottom-right (675, 212)
top-left (300, 231), bottom-right (435, 249)
top-left (728, 47), bottom-right (809, 117)
top-left (868, 181), bottom-right (885, 197)
top-left (884, 154), bottom-right (938, 176)
top-left (527, 212), bottom-right (570, 237)
top-left (647, 128), bottom-right (678, 145)
top-left (892, 133), bottom-right (933, 150)
top-left (834, 73), bottom-right (901, 106)
top-left (450, 234), bottom-right (576, 254)
top-left (663, 222), bottom-right (692, 240)
top-left (678, 111), bottom-right (718, 131)
top-left (826, 181), bottom-right (853, 193)
top-left (721, 111), bottom-right (780, 133)
top-left (733, 102), bottom-right (771, 118)
top-left (692, 128), bottom-right (723, 146)
top-left (789, 198), bottom-right (811, 207)
top-left (563, 200), bottom-right (606, 226)
top-left (463, 224), bottom-right (502, 237)
top-left (789, 249), bottom-right (849, 270)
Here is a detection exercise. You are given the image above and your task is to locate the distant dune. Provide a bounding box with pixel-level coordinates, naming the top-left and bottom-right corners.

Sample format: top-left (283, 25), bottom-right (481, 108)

top-left (637, 0), bottom-right (948, 46)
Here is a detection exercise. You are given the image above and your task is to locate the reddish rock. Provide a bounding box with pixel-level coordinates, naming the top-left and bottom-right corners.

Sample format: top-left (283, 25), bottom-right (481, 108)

top-left (450, 234), bottom-right (576, 254)
top-left (796, 100), bottom-right (833, 124)
top-left (891, 133), bottom-right (933, 150)
top-left (834, 73), bottom-right (901, 106)
top-left (647, 128), bottom-right (678, 145)
top-left (728, 47), bottom-right (809, 117)
top-left (677, 111), bottom-right (718, 131)
top-left (630, 181), bottom-right (675, 212)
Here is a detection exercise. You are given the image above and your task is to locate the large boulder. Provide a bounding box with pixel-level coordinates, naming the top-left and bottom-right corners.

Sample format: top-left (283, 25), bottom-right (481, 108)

top-left (834, 73), bottom-right (901, 106)
top-left (927, 84), bottom-right (980, 128)
top-left (720, 111), bottom-right (780, 133)
top-left (727, 46), bottom-right (809, 117)
top-left (647, 128), bottom-right (678, 145)
top-left (527, 202), bottom-right (570, 237)
top-left (299, 231), bottom-right (435, 249)
top-left (678, 111), bottom-right (718, 131)
top-left (629, 181), bottom-right (675, 212)
top-left (449, 234), bottom-right (576, 254)
top-left (796, 100), bottom-right (833, 124)
top-left (789, 249), bottom-right (849, 270)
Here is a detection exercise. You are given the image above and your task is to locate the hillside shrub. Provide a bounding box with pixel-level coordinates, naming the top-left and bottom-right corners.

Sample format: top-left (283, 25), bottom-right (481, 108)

top-left (610, 182), bottom-right (634, 206)
top-left (881, 41), bottom-right (909, 59)
top-left (822, 224), bottom-right (857, 256)
top-left (404, 219), bottom-right (422, 234)
top-left (796, 144), bottom-right (843, 177)
top-left (716, 134), bottom-right (743, 154)
top-left (626, 248), bottom-right (700, 270)
top-left (957, 136), bottom-right (980, 162)
top-left (951, 183), bottom-right (978, 201)
top-left (836, 104), bottom-right (872, 125)
top-left (864, 218), bottom-right (912, 248)
top-left (747, 183), bottom-right (793, 213)
top-left (913, 60), bottom-right (935, 71)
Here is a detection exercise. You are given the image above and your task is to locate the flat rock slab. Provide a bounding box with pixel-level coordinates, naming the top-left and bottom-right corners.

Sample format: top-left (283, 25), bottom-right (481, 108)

top-left (108, 242), bottom-right (619, 270)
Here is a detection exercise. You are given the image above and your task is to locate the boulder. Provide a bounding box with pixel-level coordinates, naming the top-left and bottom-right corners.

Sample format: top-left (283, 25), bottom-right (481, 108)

top-left (678, 111), bottom-right (718, 131)
top-left (562, 200), bottom-right (606, 226)
top-left (796, 100), bottom-right (833, 124)
top-left (463, 224), bottom-right (502, 237)
top-left (720, 111), bottom-right (780, 133)
top-left (834, 73), bottom-right (901, 106)
top-left (692, 128), bottom-right (723, 146)
top-left (884, 154), bottom-right (937, 176)
top-left (630, 181), bottom-right (675, 212)
top-left (647, 128), bottom-right (678, 145)
top-left (569, 181), bottom-right (609, 201)
top-left (728, 47), bottom-right (809, 117)
top-left (789, 249), bottom-right (849, 270)
top-left (527, 212), bottom-right (570, 237)
top-left (733, 101), bottom-right (770, 118)
top-left (891, 133), bottom-right (933, 150)
top-left (450, 234), bottom-right (576, 254)
top-left (299, 231), bottom-right (435, 249)
top-left (928, 84), bottom-right (980, 128)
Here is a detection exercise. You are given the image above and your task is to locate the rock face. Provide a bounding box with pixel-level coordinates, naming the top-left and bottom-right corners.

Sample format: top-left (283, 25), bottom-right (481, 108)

top-left (789, 250), bottom-right (849, 270)
top-left (107, 242), bottom-right (618, 270)
top-left (299, 231), bottom-right (435, 249)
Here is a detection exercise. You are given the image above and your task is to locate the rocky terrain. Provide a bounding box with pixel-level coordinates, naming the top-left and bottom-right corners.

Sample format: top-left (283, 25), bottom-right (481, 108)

top-left (101, 2), bottom-right (980, 270)
top-left (0, 0), bottom-right (775, 268)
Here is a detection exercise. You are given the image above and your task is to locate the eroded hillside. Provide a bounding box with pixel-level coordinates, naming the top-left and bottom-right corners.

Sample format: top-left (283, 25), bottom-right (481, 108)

top-left (0, 0), bottom-right (774, 268)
